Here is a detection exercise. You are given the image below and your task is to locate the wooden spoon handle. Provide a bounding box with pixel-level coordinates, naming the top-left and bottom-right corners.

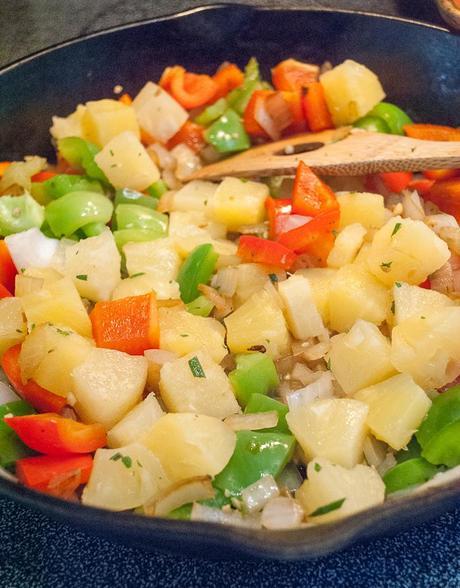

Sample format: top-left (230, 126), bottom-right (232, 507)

top-left (191, 128), bottom-right (460, 180)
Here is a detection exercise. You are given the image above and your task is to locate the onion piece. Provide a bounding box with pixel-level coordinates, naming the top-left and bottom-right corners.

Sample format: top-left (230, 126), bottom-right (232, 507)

top-left (439, 226), bottom-right (460, 256)
top-left (211, 267), bottom-right (238, 297)
top-left (290, 363), bottom-right (316, 386)
top-left (198, 283), bottom-right (233, 318)
top-left (241, 475), bottom-right (280, 513)
top-left (224, 411), bottom-right (278, 432)
top-left (277, 464), bottom-right (303, 493)
top-left (0, 156), bottom-right (46, 193)
top-left (286, 371), bottom-right (333, 411)
top-left (14, 275), bottom-right (44, 297)
top-left (148, 477), bottom-right (215, 517)
top-left (5, 228), bottom-right (59, 271)
top-left (363, 436), bottom-right (387, 468)
top-left (191, 503), bottom-right (261, 528)
top-left (402, 189), bottom-right (425, 220)
top-left (161, 168), bottom-right (182, 191)
top-left (170, 144), bottom-right (201, 182)
top-left (377, 452), bottom-right (397, 477)
top-left (147, 143), bottom-right (176, 170)
top-left (261, 496), bottom-right (304, 530)
top-left (0, 382), bottom-right (20, 405)
top-left (425, 213), bottom-right (458, 234)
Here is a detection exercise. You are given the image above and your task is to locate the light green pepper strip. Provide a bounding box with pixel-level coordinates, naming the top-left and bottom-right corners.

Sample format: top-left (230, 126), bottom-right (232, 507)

top-left (81, 222), bottom-right (107, 238)
top-left (177, 243), bottom-right (218, 303)
top-left (115, 188), bottom-right (159, 210)
top-left (167, 488), bottom-right (230, 520)
top-left (229, 353), bottom-right (279, 407)
top-left (113, 228), bottom-right (165, 251)
top-left (45, 190), bottom-right (113, 238)
top-left (227, 57), bottom-right (264, 115)
top-left (115, 204), bottom-right (168, 233)
top-left (42, 174), bottom-right (104, 199)
top-left (0, 399), bottom-right (35, 469)
top-left (367, 102), bottom-right (413, 135)
top-left (353, 115), bottom-right (391, 134)
top-left (146, 180), bottom-right (168, 200)
top-left (194, 98), bottom-right (228, 127)
top-left (0, 193), bottom-right (44, 236)
top-left (185, 295), bottom-right (214, 317)
top-left (204, 109), bottom-right (251, 153)
top-left (383, 458), bottom-right (438, 494)
top-left (57, 137), bottom-right (108, 183)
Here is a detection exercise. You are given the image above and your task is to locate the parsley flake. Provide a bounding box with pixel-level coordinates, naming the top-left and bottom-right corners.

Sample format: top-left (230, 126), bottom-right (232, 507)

top-left (326, 358), bottom-right (331, 370)
top-left (110, 452), bottom-right (132, 469)
top-left (395, 282), bottom-right (402, 288)
top-left (391, 222), bottom-right (402, 237)
top-left (269, 273), bottom-right (278, 284)
top-left (310, 497), bottom-right (346, 517)
top-left (391, 301), bottom-right (395, 314)
top-left (314, 463), bottom-right (322, 473)
top-left (180, 334), bottom-right (189, 337)
top-left (130, 272), bottom-right (145, 278)
top-left (380, 261), bottom-right (392, 273)
top-left (188, 356), bottom-right (206, 378)
top-left (56, 328), bottom-right (71, 336)
top-left (76, 274), bottom-right (88, 281)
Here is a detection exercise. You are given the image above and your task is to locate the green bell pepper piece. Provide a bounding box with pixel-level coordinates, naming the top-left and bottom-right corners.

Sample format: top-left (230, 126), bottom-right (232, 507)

top-left (227, 57), bottom-right (265, 115)
top-left (113, 228), bottom-right (165, 251)
top-left (45, 190), bottom-right (113, 238)
top-left (229, 353), bottom-right (279, 407)
top-left (81, 222), bottom-right (106, 238)
top-left (167, 488), bottom-right (231, 520)
top-left (146, 180), bottom-right (168, 200)
top-left (57, 137), bottom-right (108, 183)
top-left (244, 393), bottom-right (289, 434)
top-left (115, 188), bottom-right (159, 210)
top-left (383, 457), bottom-right (438, 494)
top-left (115, 204), bottom-right (168, 235)
top-left (195, 98), bottom-right (228, 127)
top-left (0, 399), bottom-right (35, 469)
top-left (42, 174), bottom-right (104, 200)
top-left (353, 115), bottom-right (391, 134)
top-left (177, 243), bottom-right (218, 303)
top-left (213, 430), bottom-right (296, 497)
top-left (185, 295), bottom-right (215, 317)
top-left (30, 182), bottom-right (51, 206)
top-left (204, 109), bottom-right (251, 153)
top-left (0, 193), bottom-right (44, 236)
top-left (395, 436), bottom-right (423, 463)
top-left (367, 102), bottom-right (413, 136)
top-left (421, 420), bottom-right (460, 467)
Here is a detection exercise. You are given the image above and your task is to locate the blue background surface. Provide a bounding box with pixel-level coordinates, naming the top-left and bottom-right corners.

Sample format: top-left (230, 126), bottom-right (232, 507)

top-left (1, 2), bottom-right (459, 586)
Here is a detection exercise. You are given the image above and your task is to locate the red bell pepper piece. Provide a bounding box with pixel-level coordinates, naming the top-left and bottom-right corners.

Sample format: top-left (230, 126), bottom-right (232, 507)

top-left (166, 120), bottom-right (206, 153)
top-left (424, 178), bottom-right (460, 222)
top-left (118, 93), bottom-right (133, 105)
top-left (419, 279), bottom-right (431, 289)
top-left (404, 124), bottom-right (460, 142)
top-left (265, 197), bottom-right (292, 238)
top-left (423, 169), bottom-right (460, 181)
top-left (0, 282), bottom-right (13, 298)
top-left (407, 178), bottom-right (435, 196)
top-left (16, 454), bottom-right (93, 498)
top-left (237, 235), bottom-right (297, 270)
top-left (379, 171), bottom-right (413, 193)
top-left (0, 161), bottom-right (11, 176)
top-left (5, 413), bottom-right (106, 455)
top-left (292, 162), bottom-right (339, 216)
top-left (243, 90), bottom-right (275, 139)
top-left (271, 59), bottom-right (319, 92)
top-left (213, 63), bottom-right (244, 100)
top-left (0, 240), bottom-right (17, 293)
top-left (90, 292), bottom-right (159, 355)
top-left (282, 91), bottom-right (307, 135)
top-left (162, 66), bottom-right (217, 109)
top-left (303, 82), bottom-right (334, 132)
top-left (1, 345), bottom-right (66, 414)
top-left (31, 171), bottom-right (58, 183)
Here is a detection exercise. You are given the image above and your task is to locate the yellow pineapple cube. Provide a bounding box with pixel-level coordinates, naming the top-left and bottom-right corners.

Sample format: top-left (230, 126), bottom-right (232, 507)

top-left (336, 191), bottom-right (385, 229)
top-left (295, 268), bottom-right (337, 326)
top-left (111, 274), bottom-right (155, 301)
top-left (170, 180), bottom-right (218, 213)
top-left (392, 281), bottom-right (454, 326)
top-left (209, 177), bottom-right (268, 230)
top-left (233, 263), bottom-right (272, 307)
top-left (82, 99), bottom-right (140, 146)
top-left (327, 223), bottom-right (367, 268)
top-left (277, 274), bottom-right (325, 340)
top-left (107, 393), bottom-right (164, 448)
top-left (50, 104), bottom-right (86, 140)
top-left (0, 298), bottom-right (26, 356)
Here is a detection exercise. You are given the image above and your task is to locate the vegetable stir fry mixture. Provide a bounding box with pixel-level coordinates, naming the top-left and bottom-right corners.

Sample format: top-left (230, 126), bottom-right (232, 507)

top-left (1, 56), bottom-right (460, 529)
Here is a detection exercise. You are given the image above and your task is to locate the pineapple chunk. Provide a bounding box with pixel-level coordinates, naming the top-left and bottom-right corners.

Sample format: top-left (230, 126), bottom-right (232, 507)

top-left (82, 443), bottom-right (169, 511)
top-left (327, 223), bottom-right (367, 268)
top-left (296, 458), bottom-right (385, 523)
top-left (233, 263), bottom-right (274, 308)
top-left (277, 274), bottom-right (325, 340)
top-left (320, 60), bottom-right (385, 126)
top-left (111, 274), bottom-right (155, 301)
top-left (392, 281), bottom-right (454, 326)
top-left (353, 242), bottom-right (372, 267)
top-left (63, 229), bottom-right (121, 301)
top-left (159, 307), bottom-right (227, 363)
top-left (72, 348), bottom-right (148, 429)
top-left (286, 398), bottom-right (368, 468)
top-left (107, 393), bottom-right (164, 448)
top-left (336, 191), bottom-right (385, 229)
top-left (123, 238), bottom-right (181, 300)
top-left (173, 235), bottom-right (237, 263)
top-left (50, 104), bottom-right (86, 140)
top-left (20, 324), bottom-right (93, 398)
top-left (82, 99), bottom-right (140, 146)
top-left (142, 413), bottom-right (236, 483)
top-left (95, 131), bottom-right (160, 191)
top-left (295, 268), bottom-right (337, 326)
top-left (21, 276), bottom-right (92, 337)
top-left (159, 351), bottom-right (240, 419)
top-left (170, 181), bottom-right (218, 213)
top-left (15, 275), bottom-right (44, 297)
top-left (0, 298), bottom-right (26, 356)
top-left (328, 264), bottom-right (390, 332)
top-left (354, 373), bottom-right (431, 450)
top-left (329, 320), bottom-right (396, 394)
top-left (168, 211), bottom-right (226, 241)
top-left (367, 216), bottom-right (450, 287)
top-left (132, 82), bottom-right (188, 143)
top-left (391, 307), bottom-right (460, 389)
top-left (23, 267), bottom-right (62, 284)
top-left (224, 288), bottom-right (290, 359)
top-left (209, 177), bottom-right (268, 230)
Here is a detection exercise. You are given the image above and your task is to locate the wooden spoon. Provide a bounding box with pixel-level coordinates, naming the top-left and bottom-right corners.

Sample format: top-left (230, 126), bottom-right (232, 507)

top-left (191, 127), bottom-right (460, 180)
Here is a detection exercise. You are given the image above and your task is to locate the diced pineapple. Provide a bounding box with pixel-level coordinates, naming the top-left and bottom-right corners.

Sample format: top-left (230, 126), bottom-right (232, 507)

top-left (23, 267), bottom-right (63, 284)
top-left (296, 458), bottom-right (385, 523)
top-left (286, 398), bottom-right (368, 468)
top-left (224, 288), bottom-right (290, 359)
top-left (327, 223), bottom-right (367, 268)
top-left (142, 413), bottom-right (236, 483)
top-left (233, 263), bottom-right (272, 307)
top-left (72, 348), bottom-right (148, 429)
top-left (336, 192), bottom-right (385, 229)
top-left (159, 350), bottom-right (240, 419)
top-left (168, 211), bottom-right (226, 240)
top-left (209, 177), bottom-right (268, 230)
top-left (328, 265), bottom-right (390, 332)
top-left (63, 229), bottom-right (121, 301)
top-left (319, 60), bottom-right (385, 126)
top-left (391, 307), bottom-right (460, 389)
top-left (21, 276), bottom-right (92, 337)
top-left (95, 131), bottom-right (160, 191)
top-left (366, 216), bottom-right (450, 287)
top-left (392, 282), bottom-right (454, 326)
top-left (50, 104), bottom-right (86, 140)
top-left (294, 268), bottom-right (337, 326)
top-left (329, 320), bottom-right (396, 394)
top-left (354, 373), bottom-right (431, 450)
top-left (132, 82), bottom-right (188, 143)
top-left (19, 323), bottom-right (93, 398)
top-left (277, 275), bottom-right (325, 340)
top-left (123, 238), bottom-right (181, 300)
top-left (0, 298), bottom-right (25, 356)
top-left (353, 242), bottom-right (372, 267)
top-left (82, 443), bottom-right (169, 511)
top-left (107, 393), bottom-right (164, 448)
top-left (173, 235), bottom-right (237, 263)
top-left (15, 275), bottom-right (44, 297)
top-left (111, 274), bottom-right (155, 301)
top-left (159, 307), bottom-right (227, 363)
top-left (170, 180), bottom-right (218, 213)
top-left (82, 99), bottom-right (140, 146)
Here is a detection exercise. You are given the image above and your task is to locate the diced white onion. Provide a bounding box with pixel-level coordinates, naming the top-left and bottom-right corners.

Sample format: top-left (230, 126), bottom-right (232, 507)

top-left (277, 464), bottom-right (303, 493)
top-left (5, 228), bottom-right (59, 271)
top-left (170, 144), bottom-right (201, 182)
top-left (425, 213), bottom-right (458, 234)
top-left (191, 503), bottom-right (261, 528)
top-left (149, 477), bottom-right (215, 517)
top-left (241, 475), bottom-right (280, 513)
top-left (363, 436), bottom-right (387, 468)
top-left (224, 411), bottom-right (278, 432)
top-left (439, 226), bottom-right (460, 256)
top-left (377, 452), bottom-right (397, 477)
top-left (261, 496), bottom-right (304, 530)
top-left (0, 382), bottom-right (20, 405)
top-left (302, 340), bottom-right (330, 361)
top-left (211, 267), bottom-right (238, 297)
top-left (290, 363), bottom-right (316, 386)
top-left (147, 143), bottom-right (176, 170)
top-left (286, 371), bottom-right (333, 411)
top-left (402, 190), bottom-right (425, 220)
top-left (144, 349), bottom-right (177, 366)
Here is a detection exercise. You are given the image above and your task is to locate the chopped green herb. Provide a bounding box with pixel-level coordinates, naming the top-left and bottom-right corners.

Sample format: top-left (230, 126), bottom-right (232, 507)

top-left (130, 272), bottom-right (145, 278)
top-left (47, 349), bottom-right (55, 354)
top-left (326, 358), bottom-right (331, 370)
top-left (30, 323), bottom-right (36, 331)
top-left (110, 452), bottom-right (132, 469)
top-left (76, 274), bottom-right (88, 281)
top-left (180, 334), bottom-right (190, 337)
top-left (109, 149), bottom-right (114, 156)
top-left (56, 328), bottom-right (71, 336)
top-left (188, 355), bottom-right (206, 378)
top-left (380, 261), bottom-right (392, 273)
top-left (391, 222), bottom-right (402, 237)
top-left (395, 282), bottom-right (402, 288)
top-left (314, 463), bottom-right (322, 472)
top-left (391, 301), bottom-right (395, 314)
top-left (269, 273), bottom-right (278, 284)
top-left (421, 316), bottom-right (426, 319)
top-left (310, 497), bottom-right (346, 517)
top-left (110, 452), bottom-right (122, 461)
top-left (15, 329), bottom-right (23, 334)
top-left (136, 460), bottom-right (143, 468)
top-left (20, 268), bottom-right (25, 273)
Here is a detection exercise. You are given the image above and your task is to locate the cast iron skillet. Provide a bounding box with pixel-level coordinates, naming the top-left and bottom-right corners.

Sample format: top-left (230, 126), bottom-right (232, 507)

top-left (0, 5), bottom-right (459, 560)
